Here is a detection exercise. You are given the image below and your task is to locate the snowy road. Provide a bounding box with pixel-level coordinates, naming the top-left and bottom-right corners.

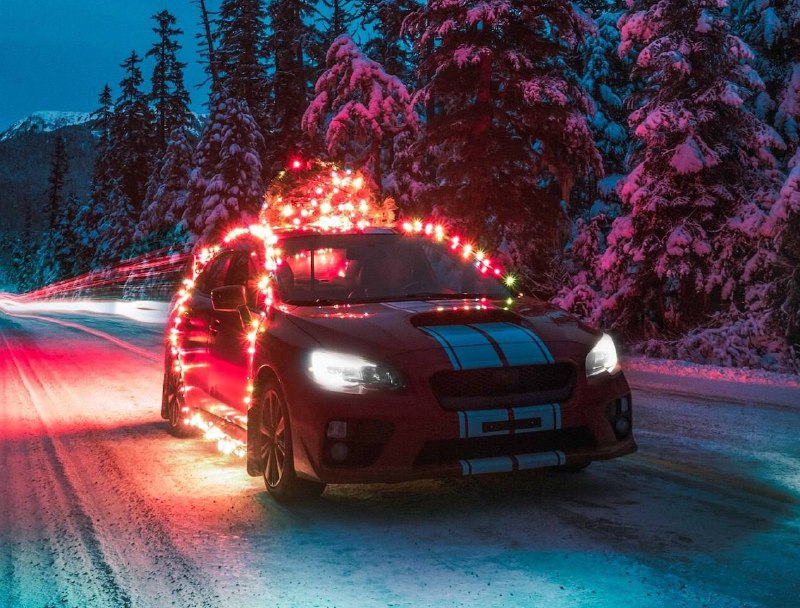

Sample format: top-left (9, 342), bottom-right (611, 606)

top-left (1, 307), bottom-right (799, 608)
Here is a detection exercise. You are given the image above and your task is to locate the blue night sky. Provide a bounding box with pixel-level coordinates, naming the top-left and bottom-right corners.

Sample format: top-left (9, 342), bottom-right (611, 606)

top-left (0, 1), bottom-right (211, 130)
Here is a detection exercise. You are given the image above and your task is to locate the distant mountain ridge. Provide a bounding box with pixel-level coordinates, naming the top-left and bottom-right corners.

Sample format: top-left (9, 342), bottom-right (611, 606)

top-left (0, 111), bottom-right (206, 239)
top-left (0, 110), bottom-right (96, 142)
top-left (0, 116), bottom-right (97, 238)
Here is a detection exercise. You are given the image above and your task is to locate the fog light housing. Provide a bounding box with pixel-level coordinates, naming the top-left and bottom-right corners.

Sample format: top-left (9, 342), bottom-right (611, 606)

top-left (330, 442), bottom-right (349, 463)
top-left (606, 395), bottom-right (633, 440)
top-left (614, 417), bottom-right (631, 436)
top-left (327, 420), bottom-right (348, 439)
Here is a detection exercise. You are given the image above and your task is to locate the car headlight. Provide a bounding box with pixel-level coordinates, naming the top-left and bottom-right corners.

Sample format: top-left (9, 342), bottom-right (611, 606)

top-left (585, 333), bottom-right (620, 377)
top-left (308, 350), bottom-right (404, 394)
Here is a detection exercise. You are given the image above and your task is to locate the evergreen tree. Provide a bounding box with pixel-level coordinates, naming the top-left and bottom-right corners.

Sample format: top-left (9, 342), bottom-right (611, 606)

top-left (772, 147), bottom-right (800, 351)
top-left (50, 194), bottom-right (82, 282)
top-left (74, 84), bottom-right (114, 274)
top-left (265, 0), bottom-right (318, 176)
top-left (137, 126), bottom-right (196, 247)
top-left (601, 0), bottom-right (784, 337)
top-left (89, 84), bottom-right (114, 217)
top-left (302, 35), bottom-right (418, 193)
top-left (356, 0), bottom-right (419, 85)
top-left (580, 8), bottom-right (632, 177)
top-left (191, 97), bottom-right (266, 244)
top-left (552, 6), bottom-right (633, 316)
top-left (95, 51), bottom-right (156, 266)
top-left (216, 0), bottom-right (270, 129)
top-left (403, 0), bottom-right (601, 264)
top-left (110, 51), bottom-right (155, 211)
top-left (316, 0), bottom-right (357, 49)
top-left (192, 0), bottom-right (220, 92)
top-left (730, 0), bottom-right (800, 149)
top-left (184, 92), bottom-right (227, 242)
top-left (44, 135), bottom-right (69, 232)
top-left (148, 10), bottom-right (192, 155)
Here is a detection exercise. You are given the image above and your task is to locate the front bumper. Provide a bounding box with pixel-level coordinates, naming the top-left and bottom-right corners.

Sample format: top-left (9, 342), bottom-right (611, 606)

top-left (282, 358), bottom-right (637, 485)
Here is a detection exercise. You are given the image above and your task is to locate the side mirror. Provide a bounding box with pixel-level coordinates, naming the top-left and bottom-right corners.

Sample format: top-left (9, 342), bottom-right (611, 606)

top-left (211, 285), bottom-right (247, 311)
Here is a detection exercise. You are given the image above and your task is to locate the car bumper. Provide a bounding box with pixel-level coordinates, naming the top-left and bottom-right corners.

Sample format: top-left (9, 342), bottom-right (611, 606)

top-left (283, 365), bottom-right (637, 485)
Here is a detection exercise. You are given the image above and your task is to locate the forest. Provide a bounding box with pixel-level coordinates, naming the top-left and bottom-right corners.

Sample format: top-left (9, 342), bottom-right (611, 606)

top-left (3, 0), bottom-right (799, 371)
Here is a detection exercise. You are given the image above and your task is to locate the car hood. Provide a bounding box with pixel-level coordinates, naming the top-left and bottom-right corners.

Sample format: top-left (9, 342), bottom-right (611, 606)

top-left (283, 297), bottom-right (602, 361)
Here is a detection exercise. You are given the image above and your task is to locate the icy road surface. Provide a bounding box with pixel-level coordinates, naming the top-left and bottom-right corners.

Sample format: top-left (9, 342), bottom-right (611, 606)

top-left (1, 306), bottom-right (798, 608)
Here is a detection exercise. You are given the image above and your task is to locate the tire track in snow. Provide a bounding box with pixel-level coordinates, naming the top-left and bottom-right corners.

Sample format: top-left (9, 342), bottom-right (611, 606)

top-left (0, 307), bottom-right (160, 362)
top-left (1, 327), bottom-right (133, 608)
top-left (0, 316), bottom-right (222, 608)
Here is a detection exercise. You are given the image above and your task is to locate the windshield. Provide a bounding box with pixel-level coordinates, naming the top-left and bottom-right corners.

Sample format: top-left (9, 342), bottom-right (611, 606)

top-left (271, 233), bottom-right (511, 305)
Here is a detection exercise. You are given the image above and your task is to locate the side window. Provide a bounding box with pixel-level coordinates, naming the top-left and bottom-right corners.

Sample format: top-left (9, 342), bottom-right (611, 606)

top-left (225, 251), bottom-right (264, 307)
top-left (194, 252), bottom-right (234, 295)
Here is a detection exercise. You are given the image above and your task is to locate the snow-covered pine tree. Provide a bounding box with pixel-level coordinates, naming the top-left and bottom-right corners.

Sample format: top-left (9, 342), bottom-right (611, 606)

top-left (356, 0), bottom-right (420, 85)
top-left (580, 8), bottom-right (631, 176)
top-left (147, 10), bottom-right (192, 155)
top-left (553, 5), bottom-right (633, 319)
top-left (109, 51), bottom-right (156, 216)
top-left (403, 0), bottom-right (601, 271)
top-left (136, 126), bottom-right (195, 247)
top-left (50, 193), bottom-right (82, 282)
top-left (192, 97), bottom-right (266, 244)
top-left (11, 208), bottom-right (37, 291)
top-left (94, 51), bottom-right (156, 266)
top-left (730, 0), bottom-right (800, 149)
top-left (302, 35), bottom-right (418, 193)
top-left (601, 0), bottom-right (784, 338)
top-left (772, 147), bottom-right (800, 353)
top-left (265, 0), bottom-right (318, 177)
top-left (72, 85), bottom-right (114, 275)
top-left (216, 0), bottom-right (270, 131)
top-left (183, 93), bottom-right (227, 243)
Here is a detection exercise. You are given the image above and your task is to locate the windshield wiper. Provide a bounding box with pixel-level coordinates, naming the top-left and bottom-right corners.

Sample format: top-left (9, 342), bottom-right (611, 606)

top-left (285, 298), bottom-right (343, 306)
top-left (400, 292), bottom-right (487, 300)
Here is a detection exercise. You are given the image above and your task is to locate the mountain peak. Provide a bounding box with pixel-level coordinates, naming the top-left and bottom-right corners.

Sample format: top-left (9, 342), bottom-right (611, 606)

top-left (0, 111), bottom-right (95, 141)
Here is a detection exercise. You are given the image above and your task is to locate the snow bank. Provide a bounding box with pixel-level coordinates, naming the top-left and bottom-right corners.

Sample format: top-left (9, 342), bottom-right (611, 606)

top-left (625, 355), bottom-right (800, 409)
top-left (0, 298), bottom-right (169, 324)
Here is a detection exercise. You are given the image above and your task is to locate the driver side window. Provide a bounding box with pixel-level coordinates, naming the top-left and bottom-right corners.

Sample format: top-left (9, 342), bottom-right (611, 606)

top-left (194, 252), bottom-right (234, 295)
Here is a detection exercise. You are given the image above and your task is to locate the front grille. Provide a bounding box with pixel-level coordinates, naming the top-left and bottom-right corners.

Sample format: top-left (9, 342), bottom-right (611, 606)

top-left (430, 363), bottom-right (576, 410)
top-left (414, 427), bottom-right (595, 467)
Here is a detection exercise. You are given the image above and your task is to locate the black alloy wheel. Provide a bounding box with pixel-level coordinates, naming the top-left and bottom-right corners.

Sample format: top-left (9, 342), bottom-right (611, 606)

top-left (258, 381), bottom-right (325, 502)
top-left (163, 360), bottom-right (192, 437)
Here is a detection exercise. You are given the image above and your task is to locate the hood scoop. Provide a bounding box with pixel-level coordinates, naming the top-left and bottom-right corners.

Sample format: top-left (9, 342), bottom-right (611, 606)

top-left (410, 307), bottom-right (521, 328)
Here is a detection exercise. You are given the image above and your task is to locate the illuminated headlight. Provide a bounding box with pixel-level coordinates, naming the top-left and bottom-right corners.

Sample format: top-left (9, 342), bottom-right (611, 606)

top-left (585, 333), bottom-right (620, 377)
top-left (308, 350), bottom-right (404, 394)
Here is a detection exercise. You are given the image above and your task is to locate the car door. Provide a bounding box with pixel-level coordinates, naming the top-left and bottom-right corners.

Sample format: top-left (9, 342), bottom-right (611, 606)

top-left (208, 249), bottom-right (262, 412)
top-left (180, 251), bottom-right (234, 408)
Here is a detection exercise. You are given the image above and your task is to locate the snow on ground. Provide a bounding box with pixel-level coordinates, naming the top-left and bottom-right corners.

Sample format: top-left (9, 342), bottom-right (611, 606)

top-left (1, 302), bottom-right (799, 607)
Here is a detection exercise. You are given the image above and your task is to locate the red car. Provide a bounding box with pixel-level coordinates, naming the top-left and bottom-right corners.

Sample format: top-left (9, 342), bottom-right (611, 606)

top-left (162, 227), bottom-right (636, 501)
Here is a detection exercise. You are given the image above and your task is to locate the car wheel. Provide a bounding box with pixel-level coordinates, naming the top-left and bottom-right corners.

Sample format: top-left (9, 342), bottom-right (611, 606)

top-left (259, 381), bottom-right (325, 502)
top-left (163, 360), bottom-right (192, 437)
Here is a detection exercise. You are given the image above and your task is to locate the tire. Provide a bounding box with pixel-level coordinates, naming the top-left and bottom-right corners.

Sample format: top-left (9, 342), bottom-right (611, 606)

top-left (162, 359), bottom-right (192, 437)
top-left (258, 381), bottom-right (325, 502)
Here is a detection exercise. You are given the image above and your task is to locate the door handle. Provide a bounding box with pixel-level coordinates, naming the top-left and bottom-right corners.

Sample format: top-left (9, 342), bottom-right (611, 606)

top-left (209, 318), bottom-right (221, 335)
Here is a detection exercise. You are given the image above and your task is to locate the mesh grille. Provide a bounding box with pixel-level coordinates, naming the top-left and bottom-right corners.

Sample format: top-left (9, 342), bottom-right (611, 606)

top-left (430, 363), bottom-right (576, 410)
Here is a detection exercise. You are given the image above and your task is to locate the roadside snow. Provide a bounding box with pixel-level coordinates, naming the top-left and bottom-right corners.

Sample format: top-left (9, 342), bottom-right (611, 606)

top-left (624, 355), bottom-right (800, 409)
